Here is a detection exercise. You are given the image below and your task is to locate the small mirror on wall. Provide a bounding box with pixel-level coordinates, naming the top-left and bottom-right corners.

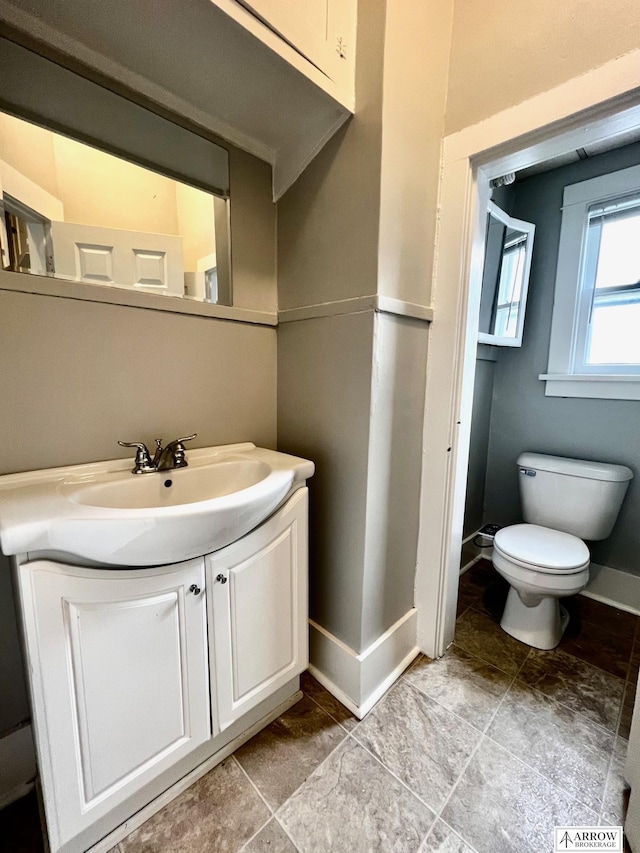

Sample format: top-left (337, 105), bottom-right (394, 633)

top-left (478, 200), bottom-right (535, 347)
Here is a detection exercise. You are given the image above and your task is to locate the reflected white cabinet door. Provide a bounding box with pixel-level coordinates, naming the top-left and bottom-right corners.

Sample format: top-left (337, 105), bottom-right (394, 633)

top-left (17, 559), bottom-right (210, 852)
top-left (208, 488), bottom-right (308, 730)
top-left (50, 222), bottom-right (185, 295)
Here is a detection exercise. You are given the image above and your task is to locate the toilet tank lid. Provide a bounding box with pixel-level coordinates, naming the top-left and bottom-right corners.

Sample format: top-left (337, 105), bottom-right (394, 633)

top-left (517, 452), bottom-right (633, 482)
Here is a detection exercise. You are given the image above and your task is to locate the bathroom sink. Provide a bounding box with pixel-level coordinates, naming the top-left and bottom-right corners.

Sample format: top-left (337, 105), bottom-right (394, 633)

top-left (0, 444), bottom-right (314, 566)
top-left (62, 457), bottom-right (272, 509)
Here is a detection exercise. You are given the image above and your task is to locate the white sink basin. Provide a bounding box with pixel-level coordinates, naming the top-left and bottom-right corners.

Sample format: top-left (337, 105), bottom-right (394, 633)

top-left (0, 444), bottom-right (314, 566)
top-left (62, 457), bottom-right (273, 509)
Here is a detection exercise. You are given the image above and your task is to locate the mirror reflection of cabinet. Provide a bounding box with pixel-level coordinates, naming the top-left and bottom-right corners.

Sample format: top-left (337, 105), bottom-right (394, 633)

top-left (478, 201), bottom-right (535, 347)
top-left (0, 37), bottom-right (233, 309)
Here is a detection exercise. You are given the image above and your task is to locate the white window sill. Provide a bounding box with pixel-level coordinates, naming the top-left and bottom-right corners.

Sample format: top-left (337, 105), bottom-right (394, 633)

top-left (539, 373), bottom-right (640, 400)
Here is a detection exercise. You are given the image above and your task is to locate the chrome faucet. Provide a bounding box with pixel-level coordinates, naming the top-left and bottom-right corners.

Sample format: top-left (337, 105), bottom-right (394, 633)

top-left (118, 434), bottom-right (197, 474)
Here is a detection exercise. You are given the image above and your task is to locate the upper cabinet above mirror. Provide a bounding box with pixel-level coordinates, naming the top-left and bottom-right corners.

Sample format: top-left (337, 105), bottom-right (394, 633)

top-left (0, 0), bottom-right (357, 200)
top-left (479, 201), bottom-right (535, 347)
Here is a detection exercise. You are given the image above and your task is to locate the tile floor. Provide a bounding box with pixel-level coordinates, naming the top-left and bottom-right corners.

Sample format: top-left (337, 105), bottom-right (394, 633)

top-left (2, 558), bottom-right (636, 853)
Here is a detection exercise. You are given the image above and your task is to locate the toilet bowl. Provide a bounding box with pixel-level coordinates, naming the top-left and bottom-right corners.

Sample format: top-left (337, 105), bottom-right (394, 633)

top-left (490, 452), bottom-right (633, 650)
top-left (493, 524), bottom-right (590, 649)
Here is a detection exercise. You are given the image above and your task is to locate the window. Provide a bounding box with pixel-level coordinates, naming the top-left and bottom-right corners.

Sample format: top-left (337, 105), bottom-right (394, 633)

top-left (494, 230), bottom-right (528, 338)
top-left (541, 163), bottom-right (640, 400)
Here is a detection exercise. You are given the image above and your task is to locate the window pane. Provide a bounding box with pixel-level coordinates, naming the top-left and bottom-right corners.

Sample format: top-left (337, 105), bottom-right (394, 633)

top-left (594, 209), bottom-right (640, 290)
top-left (493, 239), bottom-right (526, 337)
top-left (587, 301), bottom-right (640, 364)
top-left (582, 203), bottom-right (640, 368)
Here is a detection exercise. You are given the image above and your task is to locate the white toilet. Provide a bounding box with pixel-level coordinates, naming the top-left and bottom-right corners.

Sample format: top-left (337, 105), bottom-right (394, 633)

top-left (493, 452), bottom-right (633, 650)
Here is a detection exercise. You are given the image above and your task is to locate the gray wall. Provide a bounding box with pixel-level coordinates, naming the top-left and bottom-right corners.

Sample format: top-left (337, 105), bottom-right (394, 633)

top-left (278, 312), bottom-right (374, 651)
top-left (463, 185), bottom-right (513, 538)
top-left (483, 141), bottom-right (640, 574)
top-left (277, 0), bottom-right (387, 656)
top-left (463, 347), bottom-right (496, 537)
top-left (0, 146), bottom-right (277, 739)
top-left (277, 0), bottom-right (432, 655)
top-left (277, 0), bottom-right (384, 312)
top-left (361, 313), bottom-right (428, 649)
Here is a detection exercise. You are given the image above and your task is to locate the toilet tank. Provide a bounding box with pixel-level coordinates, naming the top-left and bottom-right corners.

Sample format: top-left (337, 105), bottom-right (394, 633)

top-left (517, 452), bottom-right (633, 540)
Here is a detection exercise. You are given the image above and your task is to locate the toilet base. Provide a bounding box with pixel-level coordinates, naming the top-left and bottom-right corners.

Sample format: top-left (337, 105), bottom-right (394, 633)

top-left (500, 586), bottom-right (570, 650)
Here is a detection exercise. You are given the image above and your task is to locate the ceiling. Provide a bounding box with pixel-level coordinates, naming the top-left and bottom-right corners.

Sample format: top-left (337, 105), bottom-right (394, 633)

top-left (516, 127), bottom-right (640, 181)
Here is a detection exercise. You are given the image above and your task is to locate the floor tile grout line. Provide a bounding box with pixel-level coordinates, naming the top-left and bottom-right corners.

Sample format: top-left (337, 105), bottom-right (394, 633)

top-left (488, 652), bottom-right (603, 815)
top-left (558, 645), bottom-right (634, 683)
top-left (531, 634), bottom-right (632, 683)
top-left (235, 813), bottom-right (276, 853)
top-left (614, 680), bottom-right (631, 741)
top-left (347, 727), bottom-right (440, 819)
top-left (427, 646), bottom-right (534, 841)
top-left (452, 623), bottom-right (531, 679)
top-left (271, 814), bottom-right (303, 853)
top-left (418, 816), bottom-right (481, 853)
top-left (236, 814), bottom-right (301, 853)
top-left (480, 648), bottom-right (611, 815)
top-left (509, 674), bottom-right (621, 739)
top-left (455, 608), bottom-right (627, 736)
top-left (426, 634), bottom-right (528, 680)
top-left (399, 673), bottom-right (489, 738)
top-left (272, 729), bottom-right (352, 817)
top-left (478, 643), bottom-right (532, 734)
top-left (598, 744), bottom-right (619, 825)
top-left (454, 578), bottom-right (623, 812)
top-left (481, 726), bottom-right (608, 814)
top-left (300, 685), bottom-right (358, 733)
top-left (479, 726), bottom-right (602, 818)
top-left (515, 673), bottom-right (624, 739)
top-left (231, 755), bottom-right (276, 817)
top-left (458, 573), bottom-right (636, 680)
top-left (233, 696), bottom-right (352, 824)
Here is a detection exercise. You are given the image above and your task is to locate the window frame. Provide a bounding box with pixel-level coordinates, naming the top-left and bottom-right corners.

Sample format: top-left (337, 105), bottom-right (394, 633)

top-left (540, 163), bottom-right (640, 400)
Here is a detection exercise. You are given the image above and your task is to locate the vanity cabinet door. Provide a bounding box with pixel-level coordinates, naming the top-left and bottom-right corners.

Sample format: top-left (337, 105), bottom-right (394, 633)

top-left (208, 488), bottom-right (308, 730)
top-left (17, 559), bottom-right (210, 853)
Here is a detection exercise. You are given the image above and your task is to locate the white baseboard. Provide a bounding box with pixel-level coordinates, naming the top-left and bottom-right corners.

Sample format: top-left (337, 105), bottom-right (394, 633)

top-left (308, 608), bottom-right (419, 718)
top-left (460, 529), bottom-right (493, 573)
top-left (583, 562), bottom-right (640, 615)
top-left (0, 724), bottom-right (37, 809)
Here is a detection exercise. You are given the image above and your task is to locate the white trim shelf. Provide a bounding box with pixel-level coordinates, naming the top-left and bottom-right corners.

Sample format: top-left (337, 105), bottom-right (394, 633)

top-left (0, 269), bottom-right (278, 326)
top-left (539, 373), bottom-right (640, 400)
top-left (278, 294), bottom-right (434, 325)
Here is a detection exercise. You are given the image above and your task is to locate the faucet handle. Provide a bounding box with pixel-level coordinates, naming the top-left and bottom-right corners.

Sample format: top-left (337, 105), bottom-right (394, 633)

top-left (117, 440), bottom-right (155, 474)
top-left (172, 433), bottom-right (197, 446)
top-left (165, 433), bottom-right (197, 451)
top-left (167, 433), bottom-right (197, 468)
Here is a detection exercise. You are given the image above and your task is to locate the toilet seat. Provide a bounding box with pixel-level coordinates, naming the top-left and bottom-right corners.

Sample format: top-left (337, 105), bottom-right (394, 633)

top-left (494, 523), bottom-right (590, 574)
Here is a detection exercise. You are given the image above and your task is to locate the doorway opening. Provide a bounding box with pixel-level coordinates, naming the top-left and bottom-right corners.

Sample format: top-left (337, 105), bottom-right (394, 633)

top-left (415, 60), bottom-right (640, 661)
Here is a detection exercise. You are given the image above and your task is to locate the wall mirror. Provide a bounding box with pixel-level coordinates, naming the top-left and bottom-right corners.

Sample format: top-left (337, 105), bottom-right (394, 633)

top-left (0, 36), bottom-right (232, 309)
top-left (478, 200), bottom-right (535, 346)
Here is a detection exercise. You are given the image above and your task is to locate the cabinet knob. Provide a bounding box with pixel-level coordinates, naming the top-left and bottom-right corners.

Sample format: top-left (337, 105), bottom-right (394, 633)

top-left (189, 584), bottom-right (201, 595)
top-left (215, 574), bottom-right (228, 584)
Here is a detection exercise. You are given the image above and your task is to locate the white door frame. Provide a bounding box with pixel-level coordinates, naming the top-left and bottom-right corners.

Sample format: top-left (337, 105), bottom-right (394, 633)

top-left (415, 48), bottom-right (640, 659)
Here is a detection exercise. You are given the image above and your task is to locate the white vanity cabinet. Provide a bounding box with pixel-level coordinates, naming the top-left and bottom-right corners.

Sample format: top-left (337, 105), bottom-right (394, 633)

top-left (8, 473), bottom-right (311, 853)
top-left (16, 558), bottom-right (210, 853)
top-left (208, 487), bottom-right (308, 730)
